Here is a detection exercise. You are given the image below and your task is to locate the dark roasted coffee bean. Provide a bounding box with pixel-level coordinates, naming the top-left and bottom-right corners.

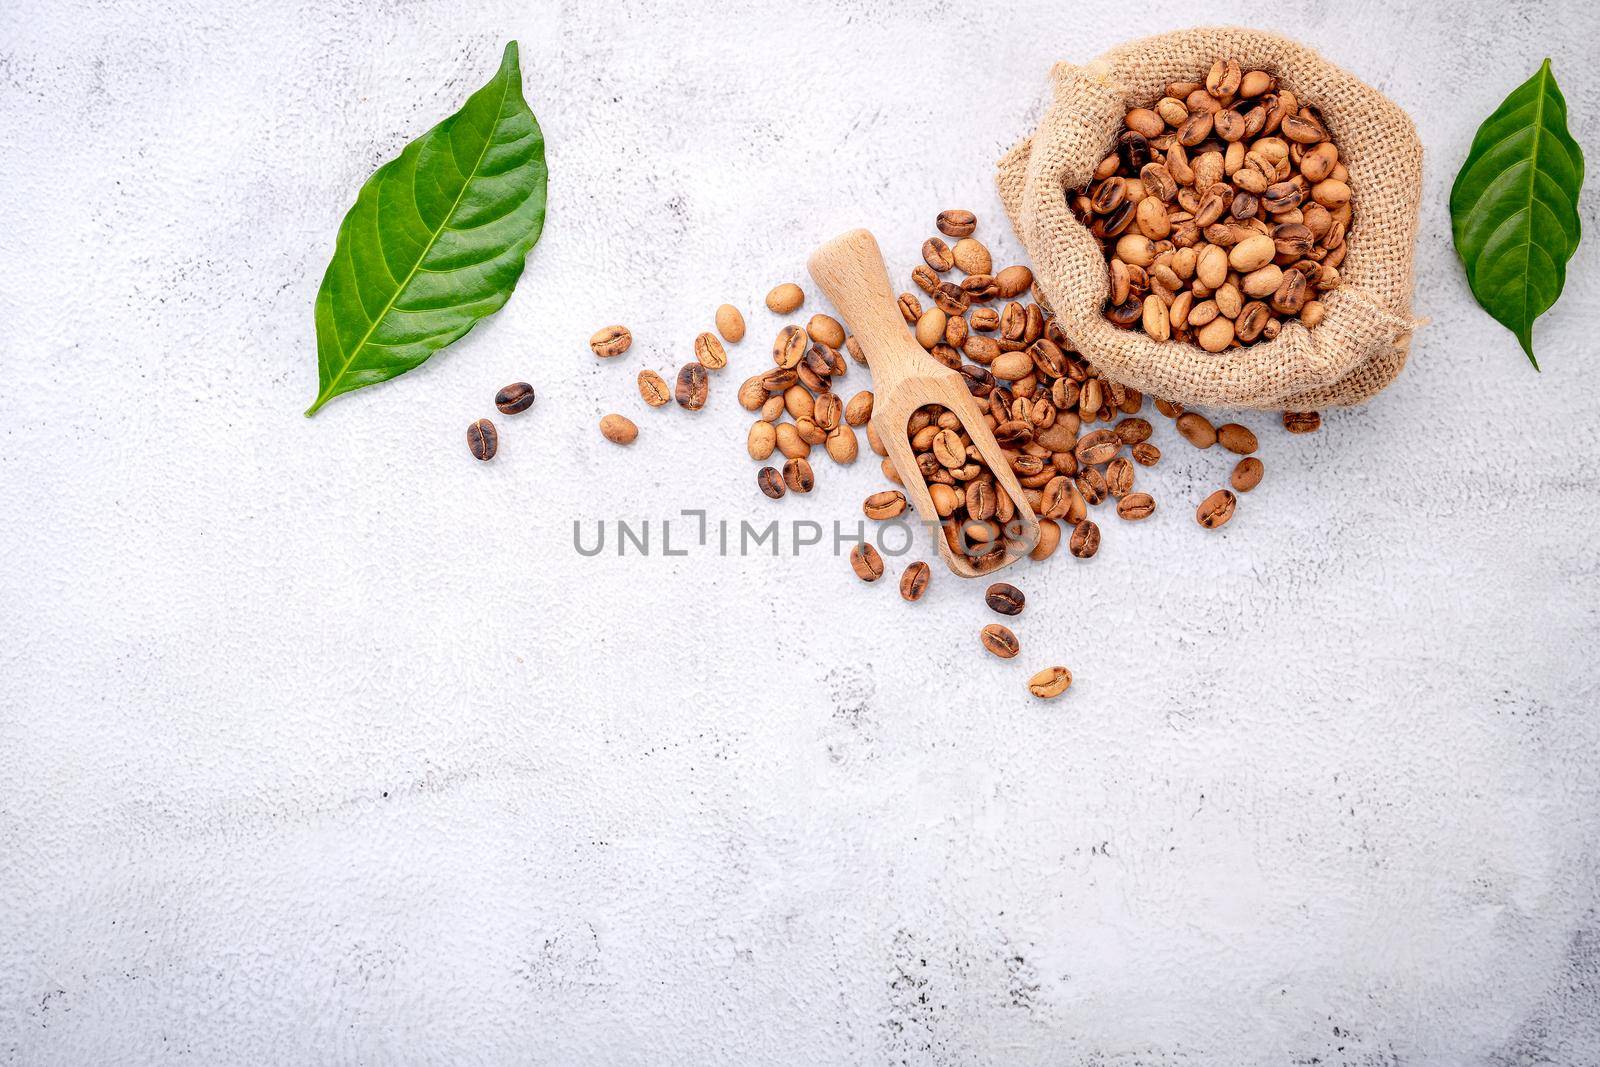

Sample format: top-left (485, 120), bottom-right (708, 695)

top-left (936, 209), bottom-right (977, 238)
top-left (1075, 429), bottom-right (1120, 466)
top-left (1283, 410), bottom-right (1322, 433)
top-left (985, 582), bottom-right (1025, 616)
top-left (1131, 441), bottom-right (1161, 466)
top-left (980, 623), bottom-right (1020, 659)
top-left (495, 382), bottom-right (535, 414)
top-left (758, 466), bottom-right (786, 499)
top-left (675, 362), bottom-right (709, 410)
top-left (922, 237), bottom-right (954, 272)
top-left (1117, 130), bottom-right (1151, 172)
top-left (467, 418), bottom-right (497, 461)
top-left (1077, 466), bottom-right (1108, 505)
top-left (783, 457), bottom-right (814, 493)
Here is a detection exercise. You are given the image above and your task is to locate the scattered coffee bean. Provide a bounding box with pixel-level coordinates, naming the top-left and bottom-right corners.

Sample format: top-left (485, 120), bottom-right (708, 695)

top-left (807, 314), bottom-right (846, 350)
top-left (1027, 666), bottom-right (1072, 699)
top-left (900, 560), bottom-right (931, 601)
top-left (494, 382), bottom-right (535, 415)
top-left (783, 457), bottom-right (814, 493)
top-left (845, 391), bottom-right (874, 427)
top-left (715, 303), bottom-right (746, 343)
top-left (467, 418), bottom-right (497, 461)
top-left (985, 582), bottom-right (1025, 616)
top-left (850, 543), bottom-right (884, 582)
top-left (980, 623), bottom-right (1020, 659)
top-left (1196, 488), bottom-right (1237, 529)
top-left (766, 283), bottom-right (804, 314)
top-left (936, 209), bottom-right (977, 238)
top-left (864, 490), bottom-right (907, 520)
top-left (757, 466), bottom-right (786, 499)
top-left (1283, 410), bottom-right (1322, 433)
top-left (638, 369), bottom-right (671, 407)
top-left (590, 325), bottom-right (631, 358)
top-left (1069, 519), bottom-right (1100, 558)
top-left (599, 413), bottom-right (638, 445)
top-left (1117, 492), bottom-right (1156, 520)
top-left (922, 237), bottom-right (955, 272)
top-left (1231, 457), bottom-right (1265, 492)
top-left (1131, 442), bottom-right (1161, 466)
top-left (952, 238), bottom-right (992, 275)
top-left (695, 332), bottom-right (728, 370)
top-left (748, 420), bottom-right (777, 460)
top-left (675, 363), bottom-right (708, 410)
top-left (1176, 412), bottom-right (1218, 448)
top-left (1216, 423), bottom-right (1258, 454)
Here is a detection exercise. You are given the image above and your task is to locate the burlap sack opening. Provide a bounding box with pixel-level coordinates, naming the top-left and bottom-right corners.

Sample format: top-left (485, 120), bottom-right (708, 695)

top-left (997, 27), bottom-right (1422, 410)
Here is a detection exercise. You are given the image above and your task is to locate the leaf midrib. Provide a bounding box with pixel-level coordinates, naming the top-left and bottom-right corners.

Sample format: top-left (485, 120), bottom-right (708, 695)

top-left (314, 70), bottom-right (512, 411)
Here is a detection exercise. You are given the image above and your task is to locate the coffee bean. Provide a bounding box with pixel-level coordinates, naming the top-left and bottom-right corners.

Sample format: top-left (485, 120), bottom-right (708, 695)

top-left (1283, 410), bottom-right (1322, 433)
top-left (1075, 429), bottom-right (1120, 466)
top-left (757, 466), bottom-right (786, 499)
top-left (748, 420), bottom-right (776, 460)
top-left (922, 237), bottom-right (954, 272)
top-left (467, 418), bottom-right (497, 461)
top-left (900, 560), bottom-right (931, 601)
top-left (494, 382), bottom-right (535, 414)
top-left (1069, 519), bottom-right (1100, 558)
top-left (1131, 442), bottom-right (1161, 466)
top-left (850, 543), bottom-right (884, 582)
top-left (936, 209), bottom-right (977, 238)
top-left (773, 325), bottom-right (807, 369)
top-left (845, 391), bottom-right (874, 427)
top-left (980, 623), bottom-right (1020, 659)
top-left (638, 370), bottom-right (671, 407)
top-left (1231, 456), bottom-right (1264, 492)
top-left (694, 332), bottom-right (728, 370)
top-left (1028, 666), bottom-right (1072, 699)
top-left (826, 422), bottom-right (858, 464)
top-left (985, 582), bottom-right (1025, 616)
top-left (766, 283), bottom-right (804, 314)
top-left (1196, 488), bottom-right (1237, 529)
top-left (952, 238), bottom-right (991, 275)
top-left (1216, 423), bottom-right (1258, 454)
top-left (911, 264), bottom-right (939, 294)
top-left (864, 490), bottom-right (907, 520)
top-left (675, 363), bottom-right (708, 410)
top-left (1176, 412), bottom-right (1218, 448)
top-left (1105, 456), bottom-right (1135, 498)
top-left (589, 325), bottom-right (632, 358)
top-left (599, 413), bottom-right (637, 445)
top-left (715, 304), bottom-right (745, 343)
top-left (808, 314), bottom-right (846, 350)
top-left (1117, 492), bottom-right (1155, 520)
top-left (995, 265), bottom-right (1033, 298)
top-left (1113, 417), bottom-right (1152, 445)
top-left (782, 457), bottom-right (814, 494)
top-left (1076, 466), bottom-right (1108, 506)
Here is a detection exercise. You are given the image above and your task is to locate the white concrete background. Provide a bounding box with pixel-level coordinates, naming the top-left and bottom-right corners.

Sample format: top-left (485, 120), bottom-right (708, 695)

top-left (3, 0), bottom-right (1598, 1063)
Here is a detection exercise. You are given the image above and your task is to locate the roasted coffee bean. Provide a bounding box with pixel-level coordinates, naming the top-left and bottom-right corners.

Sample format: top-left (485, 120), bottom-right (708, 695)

top-left (467, 418), bottom-right (497, 461)
top-left (675, 363), bottom-right (708, 410)
top-left (1176, 412), bottom-right (1218, 448)
top-left (980, 623), bottom-right (1020, 659)
top-left (783, 457), bottom-right (814, 493)
top-left (638, 369), bottom-right (672, 407)
top-left (715, 304), bottom-right (745, 342)
top-left (1028, 666), bottom-right (1072, 699)
top-left (850, 543), bottom-right (884, 582)
top-left (826, 422), bottom-right (858, 464)
top-left (922, 237), bottom-right (955, 272)
top-left (1216, 423), bottom-right (1258, 454)
top-left (589, 325), bottom-right (632, 358)
top-left (952, 238), bottom-right (991, 275)
top-left (1117, 130), bottom-right (1152, 172)
top-left (995, 265), bottom-right (1033, 298)
top-left (495, 381), bottom-right (535, 414)
top-left (757, 466), bottom-right (786, 499)
top-left (900, 560), bottom-right (931, 601)
top-left (1075, 429), bottom-right (1121, 466)
top-left (807, 314), bottom-right (846, 350)
top-left (985, 582), bottom-right (1025, 616)
top-left (1131, 441), bottom-right (1161, 466)
top-left (937, 209), bottom-right (977, 238)
top-left (1105, 456), bottom-right (1135, 498)
top-left (1117, 492), bottom-right (1155, 520)
top-left (813, 392), bottom-right (843, 432)
top-left (1231, 456), bottom-right (1264, 492)
top-left (1114, 417), bottom-right (1152, 445)
top-left (933, 282), bottom-right (969, 315)
top-left (911, 264), bottom-right (939, 294)
top-left (1069, 519), bottom-right (1100, 558)
top-left (766, 283), bottom-right (804, 314)
top-left (845, 391), bottom-right (874, 426)
top-left (1076, 466), bottom-right (1108, 505)
top-left (1283, 410), bottom-right (1322, 433)
top-left (864, 490), bottom-right (907, 519)
top-left (1196, 488), bottom-right (1237, 529)
top-left (694, 332), bottom-right (728, 370)
top-left (599, 413), bottom-right (638, 445)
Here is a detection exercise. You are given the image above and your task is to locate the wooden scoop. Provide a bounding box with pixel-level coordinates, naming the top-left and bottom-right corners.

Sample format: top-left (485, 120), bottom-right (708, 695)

top-left (808, 228), bottom-right (1039, 578)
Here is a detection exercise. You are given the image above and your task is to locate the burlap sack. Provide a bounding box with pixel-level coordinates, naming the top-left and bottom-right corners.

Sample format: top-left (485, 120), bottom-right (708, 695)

top-left (997, 28), bottom-right (1422, 410)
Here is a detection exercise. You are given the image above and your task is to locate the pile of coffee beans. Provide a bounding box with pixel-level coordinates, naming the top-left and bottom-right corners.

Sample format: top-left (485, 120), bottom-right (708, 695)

top-left (1072, 57), bottom-right (1352, 349)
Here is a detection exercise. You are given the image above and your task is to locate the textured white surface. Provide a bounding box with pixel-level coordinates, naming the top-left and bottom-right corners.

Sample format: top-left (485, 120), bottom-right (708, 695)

top-left (3, 0), bottom-right (1599, 1063)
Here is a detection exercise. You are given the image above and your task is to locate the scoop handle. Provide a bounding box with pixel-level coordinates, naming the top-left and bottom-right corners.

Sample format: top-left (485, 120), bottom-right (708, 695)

top-left (807, 229), bottom-right (933, 391)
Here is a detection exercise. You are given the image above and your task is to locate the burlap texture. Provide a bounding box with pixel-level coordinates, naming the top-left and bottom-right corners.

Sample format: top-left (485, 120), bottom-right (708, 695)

top-left (997, 27), bottom-right (1423, 409)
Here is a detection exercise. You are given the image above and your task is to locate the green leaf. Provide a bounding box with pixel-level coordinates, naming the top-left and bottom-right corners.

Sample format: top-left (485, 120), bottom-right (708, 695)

top-left (1449, 59), bottom-right (1584, 370)
top-left (307, 42), bottom-right (548, 416)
